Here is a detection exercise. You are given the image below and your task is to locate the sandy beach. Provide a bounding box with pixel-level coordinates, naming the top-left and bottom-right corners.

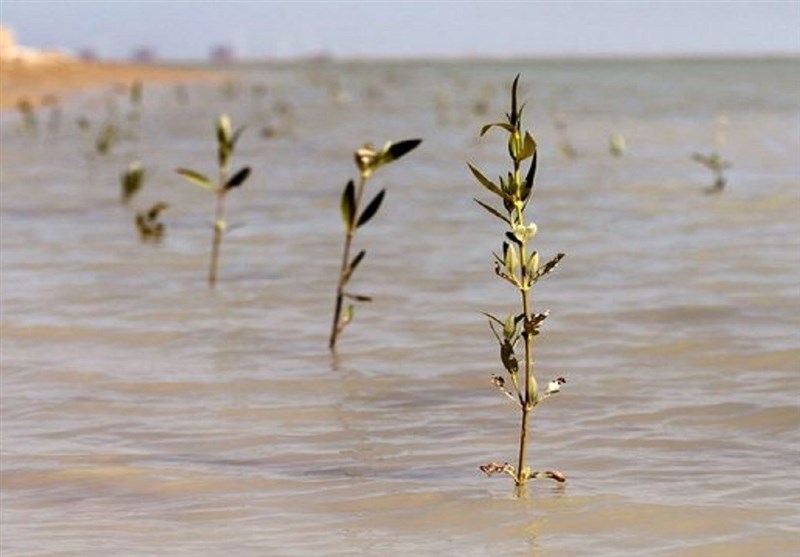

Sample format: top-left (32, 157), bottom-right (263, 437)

top-left (0, 23), bottom-right (220, 111)
top-left (0, 58), bottom-right (221, 111)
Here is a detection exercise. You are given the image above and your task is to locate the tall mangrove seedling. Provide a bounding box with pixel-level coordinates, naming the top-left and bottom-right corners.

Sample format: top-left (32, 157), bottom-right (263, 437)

top-left (469, 75), bottom-right (567, 494)
top-left (329, 139), bottom-right (421, 351)
top-left (177, 114), bottom-right (251, 287)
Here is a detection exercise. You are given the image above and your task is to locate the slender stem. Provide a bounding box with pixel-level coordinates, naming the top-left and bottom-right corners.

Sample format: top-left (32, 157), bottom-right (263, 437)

top-left (209, 191), bottom-right (225, 287)
top-left (516, 285), bottom-right (534, 489)
top-left (329, 175), bottom-right (368, 350)
top-left (209, 164), bottom-right (228, 288)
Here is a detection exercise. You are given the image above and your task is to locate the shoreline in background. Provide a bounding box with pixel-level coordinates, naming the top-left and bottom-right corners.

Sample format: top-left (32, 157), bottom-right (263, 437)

top-left (0, 58), bottom-right (223, 111)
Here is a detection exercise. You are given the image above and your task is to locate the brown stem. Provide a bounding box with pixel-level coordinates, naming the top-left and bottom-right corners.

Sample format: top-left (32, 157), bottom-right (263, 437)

top-left (208, 191), bottom-right (225, 287)
top-left (329, 175), bottom-right (368, 350)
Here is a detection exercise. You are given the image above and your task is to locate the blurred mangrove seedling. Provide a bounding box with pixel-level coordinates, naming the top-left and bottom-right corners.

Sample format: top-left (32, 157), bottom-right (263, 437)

top-left (135, 202), bottom-right (169, 243)
top-left (121, 161), bottom-right (145, 204)
top-left (552, 111), bottom-right (578, 159)
top-left (469, 75), bottom-right (567, 495)
top-left (328, 138), bottom-right (422, 351)
top-left (177, 114), bottom-right (251, 287)
top-left (609, 132), bottom-right (626, 157)
top-left (17, 98), bottom-right (37, 134)
top-left (95, 122), bottom-right (119, 156)
top-left (692, 115), bottom-right (731, 194)
top-left (691, 152), bottom-right (731, 194)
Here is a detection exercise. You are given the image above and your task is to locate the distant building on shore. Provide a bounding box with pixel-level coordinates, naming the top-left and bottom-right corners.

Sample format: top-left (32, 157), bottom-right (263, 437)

top-left (209, 44), bottom-right (235, 64)
top-left (131, 46), bottom-right (157, 63)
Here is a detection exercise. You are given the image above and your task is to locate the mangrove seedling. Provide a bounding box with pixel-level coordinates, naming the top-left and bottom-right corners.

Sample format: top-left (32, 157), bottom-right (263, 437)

top-left (609, 132), bottom-right (626, 158)
top-left (552, 111), bottom-right (578, 159)
top-left (95, 122), bottom-right (118, 156)
top-left (121, 161), bottom-right (145, 204)
top-left (136, 202), bottom-right (169, 243)
top-left (328, 138), bottom-right (422, 351)
top-left (469, 75), bottom-right (567, 495)
top-left (17, 98), bottom-right (37, 134)
top-left (692, 115), bottom-right (732, 194)
top-left (691, 152), bottom-right (731, 194)
top-left (177, 114), bottom-right (251, 287)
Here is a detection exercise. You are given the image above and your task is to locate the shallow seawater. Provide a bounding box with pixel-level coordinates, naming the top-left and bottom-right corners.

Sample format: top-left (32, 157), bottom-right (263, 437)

top-left (1, 58), bottom-right (799, 556)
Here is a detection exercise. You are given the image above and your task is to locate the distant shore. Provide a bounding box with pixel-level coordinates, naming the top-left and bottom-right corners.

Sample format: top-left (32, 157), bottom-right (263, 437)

top-left (0, 58), bottom-right (223, 111)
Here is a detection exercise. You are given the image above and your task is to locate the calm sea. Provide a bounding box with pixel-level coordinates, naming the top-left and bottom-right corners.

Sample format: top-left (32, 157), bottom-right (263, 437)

top-left (1, 58), bottom-right (799, 556)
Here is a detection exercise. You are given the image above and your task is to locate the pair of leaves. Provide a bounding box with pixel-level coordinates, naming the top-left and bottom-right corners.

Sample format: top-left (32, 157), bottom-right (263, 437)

top-left (340, 180), bottom-right (386, 232)
top-left (176, 166), bottom-right (251, 192)
top-left (216, 114), bottom-right (246, 168)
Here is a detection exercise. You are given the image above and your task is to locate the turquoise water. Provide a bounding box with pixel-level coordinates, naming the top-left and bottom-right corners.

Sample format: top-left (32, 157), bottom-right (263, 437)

top-left (1, 57), bottom-right (799, 556)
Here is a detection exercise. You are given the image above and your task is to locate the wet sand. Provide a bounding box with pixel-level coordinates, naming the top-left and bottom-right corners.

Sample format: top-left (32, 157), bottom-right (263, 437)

top-left (0, 58), bottom-right (222, 111)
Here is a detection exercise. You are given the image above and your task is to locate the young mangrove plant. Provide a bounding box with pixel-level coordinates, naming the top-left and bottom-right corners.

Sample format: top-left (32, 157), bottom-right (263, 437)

top-left (469, 75), bottom-right (567, 495)
top-left (691, 151), bottom-right (731, 194)
top-left (95, 122), bottom-right (118, 156)
top-left (692, 114), bottom-right (731, 194)
top-left (328, 138), bottom-right (422, 351)
top-left (177, 114), bottom-right (250, 287)
top-left (17, 98), bottom-right (37, 134)
top-left (121, 161), bottom-right (145, 204)
top-left (135, 202), bottom-right (169, 243)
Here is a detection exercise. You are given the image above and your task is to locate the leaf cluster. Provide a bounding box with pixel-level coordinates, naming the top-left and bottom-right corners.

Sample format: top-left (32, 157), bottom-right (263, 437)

top-left (176, 114), bottom-right (251, 194)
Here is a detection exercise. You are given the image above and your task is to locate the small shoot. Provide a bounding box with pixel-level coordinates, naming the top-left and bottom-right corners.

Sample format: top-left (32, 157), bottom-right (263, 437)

top-left (609, 132), bottom-right (626, 157)
top-left (177, 114), bottom-right (251, 287)
top-left (328, 138), bottom-right (422, 351)
top-left (136, 202), bottom-right (169, 243)
top-left (692, 114), bottom-right (732, 194)
top-left (470, 75), bottom-right (567, 496)
top-left (95, 122), bottom-right (118, 156)
top-left (17, 98), bottom-right (37, 134)
top-left (121, 161), bottom-right (145, 204)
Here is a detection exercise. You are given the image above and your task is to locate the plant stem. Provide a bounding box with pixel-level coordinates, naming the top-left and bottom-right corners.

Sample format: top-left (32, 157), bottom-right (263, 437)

top-left (209, 191), bottom-right (225, 287)
top-left (516, 285), bottom-right (534, 489)
top-left (329, 176), bottom-right (368, 350)
top-left (209, 164), bottom-right (228, 288)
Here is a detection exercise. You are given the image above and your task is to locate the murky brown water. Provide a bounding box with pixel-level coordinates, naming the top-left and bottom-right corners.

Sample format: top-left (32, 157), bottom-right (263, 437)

top-left (2, 59), bottom-right (799, 556)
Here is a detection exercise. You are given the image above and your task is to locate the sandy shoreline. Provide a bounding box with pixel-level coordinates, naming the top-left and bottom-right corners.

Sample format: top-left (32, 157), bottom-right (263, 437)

top-left (0, 58), bottom-right (223, 111)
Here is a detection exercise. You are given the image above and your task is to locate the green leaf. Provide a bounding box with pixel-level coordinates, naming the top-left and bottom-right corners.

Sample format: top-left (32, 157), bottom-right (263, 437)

top-left (216, 114), bottom-right (232, 146)
top-left (468, 163), bottom-right (509, 200)
top-left (501, 340), bottom-right (518, 375)
top-left (519, 131), bottom-right (536, 161)
top-left (503, 315), bottom-right (516, 340)
top-left (357, 189), bottom-right (385, 228)
top-left (532, 253), bottom-right (566, 282)
top-left (523, 150), bottom-right (538, 198)
top-left (340, 180), bottom-right (356, 232)
top-left (343, 249), bottom-right (366, 283)
top-left (505, 231), bottom-right (522, 246)
top-left (230, 126), bottom-right (246, 149)
top-left (344, 293), bottom-right (373, 302)
top-left (510, 74), bottom-right (520, 126)
top-left (385, 139), bottom-right (422, 163)
top-left (473, 198), bottom-right (510, 224)
top-left (483, 312), bottom-right (505, 327)
top-left (225, 166), bottom-right (251, 190)
top-left (176, 168), bottom-right (214, 190)
top-left (479, 122), bottom-right (515, 137)
top-left (341, 304), bottom-right (354, 327)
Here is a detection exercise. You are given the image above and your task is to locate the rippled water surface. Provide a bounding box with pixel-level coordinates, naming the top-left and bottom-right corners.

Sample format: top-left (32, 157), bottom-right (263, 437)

top-left (2, 58), bottom-right (799, 556)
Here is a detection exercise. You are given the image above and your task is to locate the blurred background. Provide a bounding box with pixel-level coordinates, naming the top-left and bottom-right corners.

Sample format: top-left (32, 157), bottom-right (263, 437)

top-left (1, 0), bottom-right (798, 61)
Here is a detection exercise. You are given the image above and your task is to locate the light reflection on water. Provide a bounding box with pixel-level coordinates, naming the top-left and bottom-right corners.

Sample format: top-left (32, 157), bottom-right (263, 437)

top-left (1, 58), bottom-right (799, 556)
